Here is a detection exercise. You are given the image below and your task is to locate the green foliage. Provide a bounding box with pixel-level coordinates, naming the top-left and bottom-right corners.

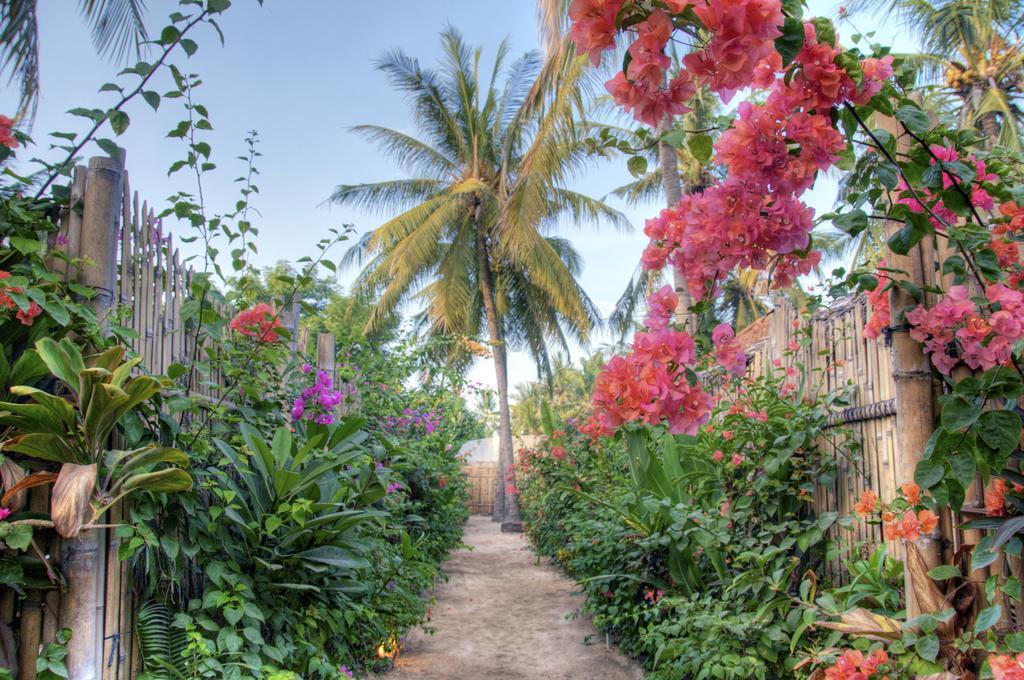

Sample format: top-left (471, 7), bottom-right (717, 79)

top-left (35, 628), bottom-right (72, 680)
top-left (518, 365), bottom-right (853, 679)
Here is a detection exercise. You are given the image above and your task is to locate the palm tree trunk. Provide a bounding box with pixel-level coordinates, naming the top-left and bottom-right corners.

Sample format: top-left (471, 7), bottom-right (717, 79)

top-left (475, 203), bottom-right (521, 530)
top-left (965, 83), bottom-right (1001, 149)
top-left (657, 120), bottom-right (692, 327)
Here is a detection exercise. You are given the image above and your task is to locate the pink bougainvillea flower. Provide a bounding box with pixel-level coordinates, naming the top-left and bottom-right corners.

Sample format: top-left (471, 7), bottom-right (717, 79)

top-left (990, 654), bottom-right (1024, 680)
top-left (568, 0), bottom-right (624, 64)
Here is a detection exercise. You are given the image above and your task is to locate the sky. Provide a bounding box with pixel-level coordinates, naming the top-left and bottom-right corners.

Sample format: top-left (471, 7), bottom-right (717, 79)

top-left (2, 0), bottom-right (917, 399)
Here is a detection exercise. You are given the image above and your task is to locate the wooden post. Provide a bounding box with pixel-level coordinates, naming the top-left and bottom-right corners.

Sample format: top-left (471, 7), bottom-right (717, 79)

top-left (61, 154), bottom-right (124, 680)
top-left (877, 118), bottom-right (941, 616)
top-left (316, 333), bottom-right (335, 383)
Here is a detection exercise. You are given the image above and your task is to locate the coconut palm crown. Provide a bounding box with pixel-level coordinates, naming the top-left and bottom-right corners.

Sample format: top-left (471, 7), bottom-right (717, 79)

top-left (331, 27), bottom-right (628, 524)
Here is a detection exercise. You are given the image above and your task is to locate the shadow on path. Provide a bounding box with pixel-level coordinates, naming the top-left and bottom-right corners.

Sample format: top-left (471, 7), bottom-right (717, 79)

top-left (377, 516), bottom-right (643, 680)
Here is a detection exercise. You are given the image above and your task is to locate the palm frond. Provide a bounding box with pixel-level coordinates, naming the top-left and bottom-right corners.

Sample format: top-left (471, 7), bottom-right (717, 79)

top-left (79, 0), bottom-right (149, 63)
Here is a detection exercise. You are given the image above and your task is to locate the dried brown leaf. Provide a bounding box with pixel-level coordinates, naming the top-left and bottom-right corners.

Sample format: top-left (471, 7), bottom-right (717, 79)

top-left (50, 463), bottom-right (96, 538)
top-left (0, 459), bottom-right (29, 511)
top-left (906, 543), bottom-right (958, 639)
top-left (1, 470), bottom-right (56, 509)
top-left (815, 607), bottom-right (903, 641)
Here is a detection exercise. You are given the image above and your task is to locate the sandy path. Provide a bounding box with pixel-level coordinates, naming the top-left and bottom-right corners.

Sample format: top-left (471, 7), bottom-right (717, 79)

top-left (378, 516), bottom-right (644, 680)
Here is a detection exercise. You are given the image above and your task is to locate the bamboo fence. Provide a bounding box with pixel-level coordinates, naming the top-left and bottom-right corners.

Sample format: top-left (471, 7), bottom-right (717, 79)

top-left (2, 156), bottom-right (320, 679)
top-left (738, 294), bottom-right (901, 570)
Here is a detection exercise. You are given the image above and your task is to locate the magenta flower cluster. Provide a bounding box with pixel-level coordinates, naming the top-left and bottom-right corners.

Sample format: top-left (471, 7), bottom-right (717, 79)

top-left (290, 363), bottom-right (351, 425)
top-left (381, 407), bottom-right (441, 435)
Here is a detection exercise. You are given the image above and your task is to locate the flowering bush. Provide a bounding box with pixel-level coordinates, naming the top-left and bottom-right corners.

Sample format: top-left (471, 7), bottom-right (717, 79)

top-left (563, 0), bottom-right (1024, 674)
top-left (520, 355), bottom-right (855, 678)
top-left (229, 302), bottom-right (285, 343)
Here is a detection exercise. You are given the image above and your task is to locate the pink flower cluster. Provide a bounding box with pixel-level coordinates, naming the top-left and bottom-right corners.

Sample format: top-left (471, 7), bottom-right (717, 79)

top-left (715, 102), bottom-right (845, 196)
top-left (591, 290), bottom-right (712, 436)
top-left (644, 284), bottom-right (677, 329)
top-left (906, 284), bottom-right (1024, 374)
top-left (863, 262), bottom-right (891, 340)
top-left (604, 11), bottom-right (696, 125)
top-left (823, 649), bottom-right (891, 679)
top-left (569, 0), bottom-right (623, 65)
top-left (991, 653), bottom-right (1024, 679)
top-left (896, 146), bottom-right (998, 230)
top-left (640, 179), bottom-right (819, 297)
top-left (712, 323), bottom-right (746, 376)
top-left (572, 3), bottom-right (898, 305)
top-left (682, 0), bottom-right (783, 100)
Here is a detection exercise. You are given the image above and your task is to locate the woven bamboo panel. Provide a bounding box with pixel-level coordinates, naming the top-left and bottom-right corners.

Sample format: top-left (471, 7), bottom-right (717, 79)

top-left (739, 294), bottom-right (901, 576)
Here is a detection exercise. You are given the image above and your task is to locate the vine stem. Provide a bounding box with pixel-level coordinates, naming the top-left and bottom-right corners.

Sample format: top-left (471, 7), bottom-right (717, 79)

top-left (182, 231), bottom-right (349, 450)
top-left (34, 9), bottom-right (212, 199)
top-left (844, 103), bottom-right (1024, 381)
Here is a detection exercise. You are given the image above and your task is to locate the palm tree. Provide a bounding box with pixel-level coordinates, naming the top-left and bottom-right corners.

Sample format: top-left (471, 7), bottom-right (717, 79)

top-left (1, 0), bottom-right (149, 118)
top-left (333, 28), bottom-right (628, 527)
top-left (847, 0), bottom-right (1024, 149)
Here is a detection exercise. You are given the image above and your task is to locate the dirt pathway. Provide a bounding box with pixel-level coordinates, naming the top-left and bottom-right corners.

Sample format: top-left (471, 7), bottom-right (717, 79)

top-left (378, 516), bottom-right (644, 680)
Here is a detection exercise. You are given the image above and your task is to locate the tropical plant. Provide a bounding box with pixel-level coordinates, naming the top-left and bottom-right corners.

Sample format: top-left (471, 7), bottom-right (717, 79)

top-left (0, 0), bottom-right (150, 117)
top-left (332, 27), bottom-right (628, 524)
top-left (0, 338), bottom-right (191, 538)
top-left (846, 0), bottom-right (1024, 149)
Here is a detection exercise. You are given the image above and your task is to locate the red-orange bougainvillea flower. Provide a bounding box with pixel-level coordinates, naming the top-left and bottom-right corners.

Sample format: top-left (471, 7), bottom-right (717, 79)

top-left (229, 303), bottom-right (284, 342)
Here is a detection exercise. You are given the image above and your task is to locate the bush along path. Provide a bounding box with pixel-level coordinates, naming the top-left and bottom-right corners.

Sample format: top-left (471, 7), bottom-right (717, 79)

top-left (378, 516), bottom-right (643, 680)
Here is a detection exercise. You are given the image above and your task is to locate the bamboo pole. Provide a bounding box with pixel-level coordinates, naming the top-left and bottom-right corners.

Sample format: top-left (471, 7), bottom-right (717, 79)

top-left (876, 117), bottom-right (941, 618)
top-left (62, 153), bottom-right (124, 680)
top-left (316, 333), bottom-right (336, 384)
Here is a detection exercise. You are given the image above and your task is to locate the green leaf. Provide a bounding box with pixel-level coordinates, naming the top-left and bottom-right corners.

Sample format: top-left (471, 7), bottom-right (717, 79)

top-left (895, 104), bottom-right (932, 136)
top-left (915, 458), bottom-right (945, 489)
top-left (141, 91), bottom-right (161, 111)
top-left (122, 468), bottom-right (193, 494)
top-left (95, 138), bottom-right (122, 158)
top-left (627, 155), bottom-right (648, 178)
top-left (159, 26), bottom-right (180, 45)
top-left (940, 396), bottom-right (981, 431)
top-left (916, 632), bottom-right (940, 661)
top-left (978, 410), bottom-right (1021, 455)
top-left (689, 134), bottom-right (713, 164)
top-left (775, 17), bottom-right (804, 66)
top-left (833, 209), bottom-right (868, 236)
top-left (927, 565), bottom-right (960, 580)
top-left (108, 110), bottom-right (130, 136)
top-left (975, 604), bottom-right (1001, 633)
top-left (3, 525), bottom-right (32, 551)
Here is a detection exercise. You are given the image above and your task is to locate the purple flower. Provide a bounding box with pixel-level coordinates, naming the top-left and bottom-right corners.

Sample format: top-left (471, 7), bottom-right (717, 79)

top-left (339, 665), bottom-right (354, 678)
top-left (386, 482), bottom-right (403, 494)
top-left (301, 362), bottom-right (313, 374)
top-left (290, 397), bottom-right (305, 421)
